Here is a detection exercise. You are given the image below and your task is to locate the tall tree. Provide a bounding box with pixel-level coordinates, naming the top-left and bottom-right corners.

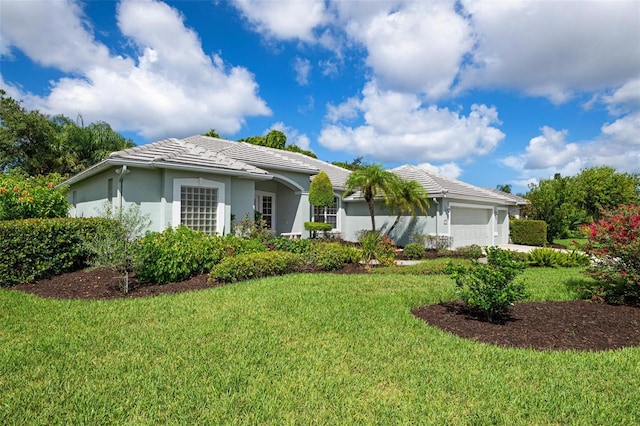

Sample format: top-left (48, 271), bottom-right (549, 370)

top-left (238, 129), bottom-right (317, 158)
top-left (309, 171), bottom-right (334, 208)
top-left (202, 129), bottom-right (220, 138)
top-left (0, 91), bottom-right (133, 176)
top-left (574, 166), bottom-right (640, 221)
top-left (344, 164), bottom-right (399, 231)
top-left (332, 156), bottom-right (364, 171)
top-left (385, 179), bottom-right (430, 236)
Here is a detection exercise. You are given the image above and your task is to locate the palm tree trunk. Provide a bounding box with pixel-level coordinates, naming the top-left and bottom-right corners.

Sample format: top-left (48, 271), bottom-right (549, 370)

top-left (367, 199), bottom-right (376, 231)
top-left (387, 213), bottom-right (402, 236)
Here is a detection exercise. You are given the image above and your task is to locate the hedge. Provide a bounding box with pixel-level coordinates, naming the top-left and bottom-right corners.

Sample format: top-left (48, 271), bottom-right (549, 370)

top-left (510, 219), bottom-right (547, 246)
top-left (0, 217), bottom-right (108, 286)
top-left (209, 251), bottom-right (305, 283)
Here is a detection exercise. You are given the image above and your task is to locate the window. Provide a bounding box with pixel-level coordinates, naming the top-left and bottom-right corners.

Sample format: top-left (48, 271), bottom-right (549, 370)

top-left (180, 186), bottom-right (218, 234)
top-left (172, 178), bottom-right (225, 235)
top-left (313, 196), bottom-right (339, 230)
top-left (255, 191), bottom-right (275, 230)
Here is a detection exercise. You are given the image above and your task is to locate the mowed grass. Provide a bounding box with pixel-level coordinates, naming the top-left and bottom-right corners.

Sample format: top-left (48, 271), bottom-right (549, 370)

top-left (2, 268), bottom-right (639, 424)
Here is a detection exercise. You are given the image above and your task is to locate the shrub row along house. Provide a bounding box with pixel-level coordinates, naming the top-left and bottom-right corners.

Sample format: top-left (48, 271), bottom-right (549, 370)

top-left (61, 135), bottom-right (526, 248)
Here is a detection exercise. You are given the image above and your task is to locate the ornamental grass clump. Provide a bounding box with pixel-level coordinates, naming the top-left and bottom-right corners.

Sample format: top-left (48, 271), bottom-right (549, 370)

top-left (447, 247), bottom-right (527, 322)
top-left (582, 204), bottom-right (640, 305)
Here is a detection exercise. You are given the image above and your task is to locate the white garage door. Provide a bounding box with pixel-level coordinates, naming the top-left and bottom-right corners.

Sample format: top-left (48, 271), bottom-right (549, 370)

top-left (450, 207), bottom-right (491, 248)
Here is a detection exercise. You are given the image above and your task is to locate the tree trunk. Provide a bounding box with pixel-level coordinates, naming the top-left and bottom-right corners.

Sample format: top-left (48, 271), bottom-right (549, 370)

top-left (387, 213), bottom-right (401, 236)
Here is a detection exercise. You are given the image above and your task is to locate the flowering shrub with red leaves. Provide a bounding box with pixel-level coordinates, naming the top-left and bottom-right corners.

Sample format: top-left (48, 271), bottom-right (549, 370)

top-left (582, 204), bottom-right (640, 305)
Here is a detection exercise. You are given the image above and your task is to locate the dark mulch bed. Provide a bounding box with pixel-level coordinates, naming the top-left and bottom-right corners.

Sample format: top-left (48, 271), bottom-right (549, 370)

top-left (412, 301), bottom-right (640, 352)
top-left (8, 266), bottom-right (640, 352)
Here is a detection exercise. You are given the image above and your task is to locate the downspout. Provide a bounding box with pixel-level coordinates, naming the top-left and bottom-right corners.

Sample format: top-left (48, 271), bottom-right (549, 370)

top-left (432, 198), bottom-right (439, 247)
top-left (116, 165), bottom-right (129, 209)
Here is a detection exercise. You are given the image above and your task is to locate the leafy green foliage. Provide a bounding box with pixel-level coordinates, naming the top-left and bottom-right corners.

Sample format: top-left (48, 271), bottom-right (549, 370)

top-left (84, 204), bottom-right (150, 292)
top-left (209, 251), bottom-right (304, 283)
top-left (447, 247), bottom-right (527, 321)
top-left (523, 167), bottom-right (640, 241)
top-left (385, 178), bottom-right (430, 236)
top-left (222, 234), bottom-right (268, 257)
top-left (403, 243), bottom-right (425, 260)
top-left (135, 225), bottom-right (224, 284)
top-left (582, 204), bottom-right (640, 304)
top-left (0, 217), bottom-right (105, 286)
top-left (304, 221), bottom-right (333, 237)
top-left (357, 229), bottom-right (396, 269)
top-left (527, 248), bottom-right (590, 268)
top-left (331, 156), bottom-right (364, 171)
top-left (306, 242), bottom-right (345, 271)
top-left (510, 219), bottom-right (547, 246)
top-left (344, 164), bottom-right (400, 231)
top-left (0, 173), bottom-right (69, 219)
top-left (1, 90), bottom-right (133, 176)
top-left (309, 171), bottom-right (334, 207)
top-left (271, 237), bottom-right (313, 254)
top-left (232, 213), bottom-right (273, 242)
top-left (340, 245), bottom-right (363, 264)
top-left (238, 129), bottom-right (317, 158)
top-left (454, 244), bottom-right (484, 260)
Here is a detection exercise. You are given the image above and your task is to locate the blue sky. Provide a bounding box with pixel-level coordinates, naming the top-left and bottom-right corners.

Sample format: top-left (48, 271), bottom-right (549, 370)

top-left (1, 0), bottom-right (639, 193)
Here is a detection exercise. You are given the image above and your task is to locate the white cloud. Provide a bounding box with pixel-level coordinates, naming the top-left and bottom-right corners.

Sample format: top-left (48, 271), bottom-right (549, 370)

top-left (231, 0), bottom-right (328, 41)
top-left (602, 78), bottom-right (640, 115)
top-left (417, 162), bottom-right (462, 179)
top-left (319, 81), bottom-right (504, 163)
top-left (269, 122), bottom-right (311, 150)
top-left (0, 0), bottom-right (119, 73)
top-left (501, 116), bottom-right (640, 182)
top-left (293, 57), bottom-right (311, 86)
top-left (459, 0), bottom-right (640, 102)
top-left (344, 1), bottom-right (472, 98)
top-left (1, 0), bottom-right (270, 140)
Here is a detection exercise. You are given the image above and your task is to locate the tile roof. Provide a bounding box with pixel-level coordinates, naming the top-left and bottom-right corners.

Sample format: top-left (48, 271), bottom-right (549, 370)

top-left (108, 138), bottom-right (269, 175)
top-left (390, 164), bottom-right (520, 205)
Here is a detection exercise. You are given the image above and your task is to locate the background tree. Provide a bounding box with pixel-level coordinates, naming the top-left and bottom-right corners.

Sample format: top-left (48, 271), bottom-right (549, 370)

top-left (239, 129), bottom-right (317, 158)
top-left (523, 167), bottom-right (639, 242)
top-left (202, 129), bottom-right (221, 138)
top-left (344, 164), bottom-right (399, 231)
top-left (332, 156), bottom-right (364, 171)
top-left (496, 184), bottom-right (512, 193)
top-left (385, 179), bottom-right (430, 236)
top-left (573, 166), bottom-right (640, 222)
top-left (1, 91), bottom-right (134, 176)
top-left (309, 171), bottom-right (334, 208)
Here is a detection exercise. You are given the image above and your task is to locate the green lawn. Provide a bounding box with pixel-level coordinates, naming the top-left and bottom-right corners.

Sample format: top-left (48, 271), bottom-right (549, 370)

top-left (2, 268), bottom-right (639, 424)
top-left (553, 238), bottom-right (588, 250)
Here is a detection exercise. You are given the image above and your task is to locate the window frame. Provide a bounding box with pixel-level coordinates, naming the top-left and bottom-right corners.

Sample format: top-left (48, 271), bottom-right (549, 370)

top-left (255, 190), bottom-right (276, 231)
top-left (312, 195), bottom-right (340, 231)
top-left (172, 178), bottom-right (225, 235)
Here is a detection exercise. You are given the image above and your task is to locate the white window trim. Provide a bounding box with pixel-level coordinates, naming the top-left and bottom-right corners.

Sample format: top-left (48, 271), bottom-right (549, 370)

top-left (313, 194), bottom-right (341, 232)
top-left (172, 178), bottom-right (225, 235)
top-left (255, 190), bottom-right (276, 231)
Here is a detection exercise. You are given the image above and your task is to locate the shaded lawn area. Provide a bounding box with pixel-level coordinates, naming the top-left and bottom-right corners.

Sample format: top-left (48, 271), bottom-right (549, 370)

top-left (1, 268), bottom-right (639, 424)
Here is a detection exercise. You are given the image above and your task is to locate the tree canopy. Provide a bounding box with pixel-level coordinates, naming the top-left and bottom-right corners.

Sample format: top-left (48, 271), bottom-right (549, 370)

top-left (238, 129), bottom-right (317, 158)
top-left (344, 164), bottom-right (400, 231)
top-left (332, 156), bottom-right (364, 171)
top-left (523, 166), bottom-right (640, 241)
top-left (1, 90), bottom-right (134, 176)
top-left (386, 179), bottom-right (430, 236)
top-left (309, 171), bottom-right (334, 207)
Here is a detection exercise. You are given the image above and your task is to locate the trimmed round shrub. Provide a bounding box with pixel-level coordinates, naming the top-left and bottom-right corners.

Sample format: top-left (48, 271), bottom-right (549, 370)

top-left (209, 251), bottom-right (304, 283)
top-left (403, 243), bottom-right (425, 260)
top-left (455, 244), bottom-right (484, 260)
top-left (307, 242), bottom-right (345, 271)
top-left (134, 225), bottom-right (225, 284)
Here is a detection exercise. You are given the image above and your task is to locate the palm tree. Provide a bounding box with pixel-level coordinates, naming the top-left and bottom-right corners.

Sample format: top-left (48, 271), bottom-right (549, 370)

top-left (385, 179), bottom-right (430, 236)
top-left (344, 164), bottom-right (399, 231)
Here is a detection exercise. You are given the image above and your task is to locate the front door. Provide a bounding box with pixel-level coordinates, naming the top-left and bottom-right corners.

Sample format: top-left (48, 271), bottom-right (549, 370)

top-left (255, 191), bottom-right (275, 231)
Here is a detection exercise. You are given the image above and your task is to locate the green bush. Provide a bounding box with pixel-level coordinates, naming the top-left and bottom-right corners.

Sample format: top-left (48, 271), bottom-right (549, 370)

top-left (271, 237), bottom-right (313, 254)
top-left (0, 173), bottom-right (69, 220)
top-left (447, 247), bottom-right (527, 321)
top-left (403, 243), bottom-right (425, 260)
top-left (209, 251), bottom-right (304, 283)
top-left (341, 245), bottom-right (363, 264)
top-left (357, 230), bottom-right (396, 268)
top-left (222, 235), bottom-right (268, 257)
top-left (373, 258), bottom-right (472, 275)
top-left (0, 217), bottom-right (106, 286)
top-left (510, 219), bottom-right (547, 246)
top-left (307, 242), bottom-right (345, 271)
top-left (135, 225), bottom-right (225, 284)
top-left (454, 244), bottom-right (484, 259)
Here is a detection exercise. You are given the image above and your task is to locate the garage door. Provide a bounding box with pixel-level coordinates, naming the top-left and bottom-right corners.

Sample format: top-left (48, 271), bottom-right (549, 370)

top-left (450, 207), bottom-right (491, 248)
